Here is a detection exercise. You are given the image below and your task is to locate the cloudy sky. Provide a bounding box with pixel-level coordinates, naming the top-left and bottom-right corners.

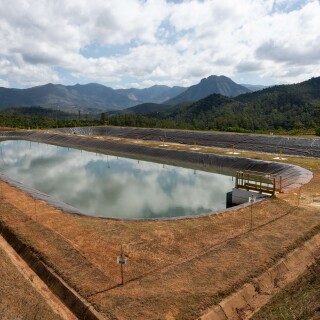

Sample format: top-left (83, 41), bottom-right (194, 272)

top-left (0, 0), bottom-right (319, 89)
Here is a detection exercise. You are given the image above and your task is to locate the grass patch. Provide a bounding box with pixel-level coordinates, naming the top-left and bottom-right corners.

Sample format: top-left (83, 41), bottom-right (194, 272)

top-left (252, 259), bottom-right (320, 320)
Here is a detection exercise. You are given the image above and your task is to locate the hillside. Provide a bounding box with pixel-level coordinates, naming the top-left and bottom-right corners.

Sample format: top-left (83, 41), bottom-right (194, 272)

top-left (118, 102), bottom-right (173, 115)
top-left (116, 85), bottom-right (186, 104)
top-left (0, 83), bottom-right (138, 112)
top-left (0, 76), bottom-right (256, 113)
top-left (165, 75), bottom-right (251, 105)
top-left (241, 84), bottom-right (269, 92)
top-left (251, 260), bottom-right (320, 320)
top-left (105, 76), bottom-right (320, 133)
top-left (153, 77), bottom-right (320, 131)
top-left (0, 83), bottom-right (186, 112)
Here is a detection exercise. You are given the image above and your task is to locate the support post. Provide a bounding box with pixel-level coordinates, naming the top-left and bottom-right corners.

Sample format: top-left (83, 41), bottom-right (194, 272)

top-left (249, 195), bottom-right (256, 230)
top-left (120, 245), bottom-right (124, 286)
top-left (259, 176), bottom-right (262, 193)
top-left (117, 245), bottom-right (128, 286)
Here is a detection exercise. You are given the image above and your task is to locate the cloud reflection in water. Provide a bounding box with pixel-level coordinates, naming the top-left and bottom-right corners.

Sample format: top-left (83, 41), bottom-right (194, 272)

top-left (0, 140), bottom-right (233, 218)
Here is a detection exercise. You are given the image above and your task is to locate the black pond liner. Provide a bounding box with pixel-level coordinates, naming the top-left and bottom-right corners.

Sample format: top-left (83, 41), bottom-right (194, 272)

top-left (48, 126), bottom-right (320, 158)
top-left (0, 130), bottom-right (314, 221)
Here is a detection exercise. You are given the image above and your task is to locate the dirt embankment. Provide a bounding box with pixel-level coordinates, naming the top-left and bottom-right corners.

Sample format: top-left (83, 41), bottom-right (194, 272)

top-left (0, 165), bottom-right (319, 319)
top-left (0, 235), bottom-right (67, 320)
top-left (251, 258), bottom-right (320, 319)
top-left (199, 233), bottom-right (320, 320)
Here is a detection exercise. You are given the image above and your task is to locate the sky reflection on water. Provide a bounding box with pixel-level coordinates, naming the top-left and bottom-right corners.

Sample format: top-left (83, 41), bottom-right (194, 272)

top-left (0, 140), bottom-right (234, 218)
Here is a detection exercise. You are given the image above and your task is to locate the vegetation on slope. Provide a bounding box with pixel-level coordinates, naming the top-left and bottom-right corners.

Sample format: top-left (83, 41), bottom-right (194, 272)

top-left (0, 106), bottom-right (99, 129)
top-left (114, 102), bottom-right (172, 115)
top-left (165, 75), bottom-right (251, 105)
top-left (107, 76), bottom-right (320, 135)
top-left (251, 259), bottom-right (320, 320)
top-left (0, 83), bottom-right (139, 111)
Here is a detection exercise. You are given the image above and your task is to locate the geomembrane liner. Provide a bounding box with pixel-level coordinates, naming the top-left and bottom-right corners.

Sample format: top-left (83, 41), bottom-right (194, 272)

top-left (49, 126), bottom-right (320, 158)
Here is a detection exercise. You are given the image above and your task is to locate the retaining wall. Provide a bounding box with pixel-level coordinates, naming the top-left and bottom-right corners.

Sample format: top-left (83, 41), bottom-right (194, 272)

top-left (199, 233), bottom-right (320, 320)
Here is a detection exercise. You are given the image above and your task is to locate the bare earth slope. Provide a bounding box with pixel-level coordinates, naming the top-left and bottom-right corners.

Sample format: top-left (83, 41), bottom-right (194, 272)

top-left (0, 236), bottom-right (68, 320)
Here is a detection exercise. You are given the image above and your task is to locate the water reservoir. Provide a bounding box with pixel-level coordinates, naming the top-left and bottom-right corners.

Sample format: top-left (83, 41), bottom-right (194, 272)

top-left (0, 140), bottom-right (234, 219)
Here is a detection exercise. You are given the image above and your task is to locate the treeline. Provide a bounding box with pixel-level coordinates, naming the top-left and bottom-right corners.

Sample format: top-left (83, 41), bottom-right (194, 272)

top-left (102, 113), bottom-right (320, 135)
top-left (0, 107), bottom-right (99, 129)
top-left (1, 107), bottom-right (319, 136)
top-left (161, 95), bottom-right (318, 132)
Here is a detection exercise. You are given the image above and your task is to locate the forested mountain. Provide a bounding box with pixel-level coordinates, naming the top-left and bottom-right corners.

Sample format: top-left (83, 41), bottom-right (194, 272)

top-left (0, 83), bottom-right (138, 111)
top-left (117, 102), bottom-right (172, 114)
top-left (116, 85), bottom-right (186, 104)
top-left (152, 77), bottom-right (320, 131)
top-left (1, 76), bottom-right (319, 134)
top-left (165, 75), bottom-right (251, 105)
top-left (105, 76), bottom-right (320, 133)
top-left (0, 76), bottom-right (251, 112)
top-left (0, 83), bottom-right (186, 112)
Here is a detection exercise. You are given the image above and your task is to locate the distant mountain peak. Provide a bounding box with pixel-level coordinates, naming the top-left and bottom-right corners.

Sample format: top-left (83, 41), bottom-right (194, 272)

top-left (159, 75), bottom-right (320, 132)
top-left (166, 74), bottom-right (251, 105)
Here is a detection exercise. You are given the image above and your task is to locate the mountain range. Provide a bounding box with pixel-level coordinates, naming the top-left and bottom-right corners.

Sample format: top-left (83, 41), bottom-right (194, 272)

top-left (1, 76), bottom-right (318, 133)
top-left (0, 76), bottom-right (259, 112)
top-left (0, 83), bottom-right (136, 112)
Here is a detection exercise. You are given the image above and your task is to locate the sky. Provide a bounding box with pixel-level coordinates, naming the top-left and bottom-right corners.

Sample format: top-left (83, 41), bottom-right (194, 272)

top-left (0, 0), bottom-right (319, 89)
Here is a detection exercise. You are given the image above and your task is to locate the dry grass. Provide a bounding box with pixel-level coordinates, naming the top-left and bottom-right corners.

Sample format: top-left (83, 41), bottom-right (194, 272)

top-left (251, 259), bottom-right (320, 320)
top-left (0, 239), bottom-right (64, 320)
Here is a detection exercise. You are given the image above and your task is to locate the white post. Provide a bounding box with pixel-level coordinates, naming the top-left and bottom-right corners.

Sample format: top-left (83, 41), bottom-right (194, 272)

top-left (249, 195), bottom-right (256, 230)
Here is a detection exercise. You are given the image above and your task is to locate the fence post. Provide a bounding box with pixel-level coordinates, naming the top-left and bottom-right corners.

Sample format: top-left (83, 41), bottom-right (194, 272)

top-left (273, 178), bottom-right (276, 195)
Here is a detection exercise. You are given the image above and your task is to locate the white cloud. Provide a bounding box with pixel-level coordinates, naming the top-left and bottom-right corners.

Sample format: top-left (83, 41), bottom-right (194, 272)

top-left (0, 56), bottom-right (60, 87)
top-left (0, 0), bottom-right (319, 87)
top-left (1, 140), bottom-right (233, 218)
top-left (0, 78), bottom-right (9, 87)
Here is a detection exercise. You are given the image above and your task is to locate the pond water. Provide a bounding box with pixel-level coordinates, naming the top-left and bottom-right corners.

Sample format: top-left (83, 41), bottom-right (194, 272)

top-left (0, 140), bottom-right (234, 219)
